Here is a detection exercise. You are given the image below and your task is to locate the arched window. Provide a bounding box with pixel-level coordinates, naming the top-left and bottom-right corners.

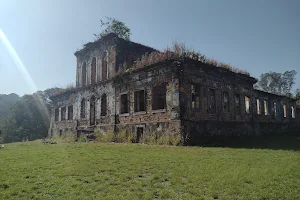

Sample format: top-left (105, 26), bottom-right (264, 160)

top-left (82, 62), bottom-right (86, 87)
top-left (291, 106), bottom-right (295, 118)
top-left (102, 52), bottom-right (107, 81)
top-left (80, 99), bottom-right (86, 119)
top-left (101, 94), bottom-right (107, 116)
top-left (91, 57), bottom-right (96, 85)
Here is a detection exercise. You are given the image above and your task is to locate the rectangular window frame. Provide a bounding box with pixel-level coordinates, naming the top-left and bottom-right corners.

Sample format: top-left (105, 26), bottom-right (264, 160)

top-left (120, 93), bottom-right (130, 114)
top-left (152, 85), bottom-right (166, 111)
top-left (191, 84), bottom-right (201, 110)
top-left (55, 108), bottom-right (59, 122)
top-left (291, 106), bottom-right (295, 119)
top-left (134, 89), bottom-right (146, 112)
top-left (283, 104), bottom-right (287, 118)
top-left (68, 105), bottom-right (73, 120)
top-left (208, 88), bottom-right (216, 114)
top-left (264, 100), bottom-right (268, 116)
top-left (256, 99), bottom-right (261, 115)
top-left (273, 102), bottom-right (277, 118)
top-left (234, 94), bottom-right (241, 115)
top-left (245, 96), bottom-right (250, 114)
top-left (61, 107), bottom-right (66, 121)
top-left (222, 91), bottom-right (230, 113)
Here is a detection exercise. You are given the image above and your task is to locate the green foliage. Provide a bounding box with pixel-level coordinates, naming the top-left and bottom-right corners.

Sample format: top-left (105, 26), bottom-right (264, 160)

top-left (0, 93), bottom-right (19, 121)
top-left (93, 128), bottom-right (181, 146)
top-left (77, 135), bottom-right (87, 143)
top-left (0, 90), bottom-right (52, 143)
top-left (94, 128), bottom-right (114, 143)
top-left (141, 133), bottom-right (156, 145)
top-left (94, 17), bottom-right (131, 41)
top-left (51, 135), bottom-right (76, 143)
top-left (1, 138), bottom-right (300, 199)
top-left (295, 89), bottom-right (300, 107)
top-left (255, 70), bottom-right (297, 96)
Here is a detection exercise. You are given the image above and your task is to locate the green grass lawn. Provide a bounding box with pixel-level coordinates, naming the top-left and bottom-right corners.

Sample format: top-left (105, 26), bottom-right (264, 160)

top-left (0, 139), bottom-right (300, 200)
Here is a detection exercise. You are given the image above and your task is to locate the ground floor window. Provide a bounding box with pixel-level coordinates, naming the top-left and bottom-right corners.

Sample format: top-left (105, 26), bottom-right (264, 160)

top-left (120, 94), bottom-right (129, 114)
top-left (55, 108), bottom-right (59, 122)
top-left (291, 106), bottom-right (295, 118)
top-left (223, 92), bottom-right (229, 112)
top-left (80, 99), bottom-right (85, 118)
top-left (191, 84), bottom-right (200, 109)
top-left (245, 96), bottom-right (250, 114)
top-left (68, 105), bottom-right (73, 120)
top-left (61, 107), bottom-right (66, 121)
top-left (234, 94), bottom-right (240, 114)
top-left (208, 89), bottom-right (216, 114)
top-left (134, 90), bottom-right (146, 112)
top-left (101, 94), bottom-right (107, 116)
top-left (264, 100), bottom-right (268, 115)
top-left (283, 104), bottom-right (287, 118)
top-left (152, 85), bottom-right (166, 110)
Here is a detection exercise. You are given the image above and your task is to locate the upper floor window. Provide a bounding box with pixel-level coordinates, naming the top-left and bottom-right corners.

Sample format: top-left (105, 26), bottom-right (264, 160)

top-left (234, 94), bottom-right (240, 114)
top-left (191, 84), bottom-right (200, 109)
top-left (283, 104), bottom-right (287, 118)
top-left (120, 93), bottom-right (129, 114)
top-left (291, 106), bottom-right (295, 118)
top-left (82, 62), bottom-right (87, 87)
top-left (91, 57), bottom-right (96, 85)
top-left (135, 90), bottom-right (146, 112)
top-left (68, 105), bottom-right (73, 120)
top-left (152, 86), bottom-right (166, 110)
top-left (223, 92), bottom-right (229, 112)
top-left (101, 94), bottom-right (107, 116)
top-left (264, 100), bottom-right (268, 115)
top-left (80, 99), bottom-right (86, 119)
top-left (245, 96), bottom-right (250, 114)
top-left (102, 52), bottom-right (108, 81)
top-left (208, 89), bottom-right (216, 114)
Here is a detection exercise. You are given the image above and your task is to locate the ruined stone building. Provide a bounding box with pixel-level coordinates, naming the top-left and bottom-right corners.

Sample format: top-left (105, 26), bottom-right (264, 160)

top-left (49, 33), bottom-right (298, 144)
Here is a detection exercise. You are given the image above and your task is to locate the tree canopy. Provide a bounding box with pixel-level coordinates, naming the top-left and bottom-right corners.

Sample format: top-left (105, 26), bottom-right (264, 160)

top-left (0, 90), bottom-right (52, 143)
top-left (94, 17), bottom-right (131, 41)
top-left (254, 70), bottom-right (297, 96)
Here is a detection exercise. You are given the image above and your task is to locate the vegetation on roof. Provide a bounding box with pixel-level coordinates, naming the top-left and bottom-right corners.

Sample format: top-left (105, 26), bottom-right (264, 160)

top-left (118, 42), bottom-right (250, 76)
top-left (49, 84), bottom-right (75, 98)
top-left (94, 17), bottom-right (131, 41)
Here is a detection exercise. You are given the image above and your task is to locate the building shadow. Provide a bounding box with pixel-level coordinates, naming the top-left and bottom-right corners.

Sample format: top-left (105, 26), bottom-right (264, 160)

top-left (188, 135), bottom-right (300, 151)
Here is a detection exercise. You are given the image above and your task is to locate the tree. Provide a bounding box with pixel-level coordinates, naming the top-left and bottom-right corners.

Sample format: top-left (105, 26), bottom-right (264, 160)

top-left (295, 88), bottom-right (300, 107)
top-left (0, 89), bottom-right (52, 143)
top-left (255, 70), bottom-right (297, 96)
top-left (94, 17), bottom-right (131, 41)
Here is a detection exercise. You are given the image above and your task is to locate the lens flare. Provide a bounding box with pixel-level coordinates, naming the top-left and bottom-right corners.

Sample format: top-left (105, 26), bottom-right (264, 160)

top-left (0, 28), bottom-right (50, 125)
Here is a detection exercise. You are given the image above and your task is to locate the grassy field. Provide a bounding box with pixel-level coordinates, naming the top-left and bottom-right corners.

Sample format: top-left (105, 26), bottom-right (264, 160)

top-left (0, 138), bottom-right (300, 200)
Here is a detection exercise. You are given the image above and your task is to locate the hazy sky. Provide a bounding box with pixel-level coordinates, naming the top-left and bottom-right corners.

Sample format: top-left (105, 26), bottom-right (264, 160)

top-left (0, 0), bottom-right (299, 95)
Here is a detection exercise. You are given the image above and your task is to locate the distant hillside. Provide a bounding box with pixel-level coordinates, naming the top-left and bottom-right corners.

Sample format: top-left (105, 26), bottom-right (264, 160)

top-left (0, 93), bottom-right (20, 120)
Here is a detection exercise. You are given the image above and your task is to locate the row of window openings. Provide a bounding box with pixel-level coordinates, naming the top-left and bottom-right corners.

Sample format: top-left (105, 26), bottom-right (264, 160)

top-left (80, 54), bottom-right (108, 87)
top-left (79, 86), bottom-right (165, 119)
top-left (121, 86), bottom-right (166, 114)
top-left (256, 100), bottom-right (295, 118)
top-left (54, 106), bottom-right (73, 122)
top-left (191, 87), bottom-right (246, 114)
top-left (191, 86), bottom-right (295, 118)
top-left (80, 94), bottom-right (107, 119)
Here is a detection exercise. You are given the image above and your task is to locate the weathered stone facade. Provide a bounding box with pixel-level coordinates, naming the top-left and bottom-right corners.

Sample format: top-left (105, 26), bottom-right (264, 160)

top-left (49, 34), bottom-right (298, 144)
